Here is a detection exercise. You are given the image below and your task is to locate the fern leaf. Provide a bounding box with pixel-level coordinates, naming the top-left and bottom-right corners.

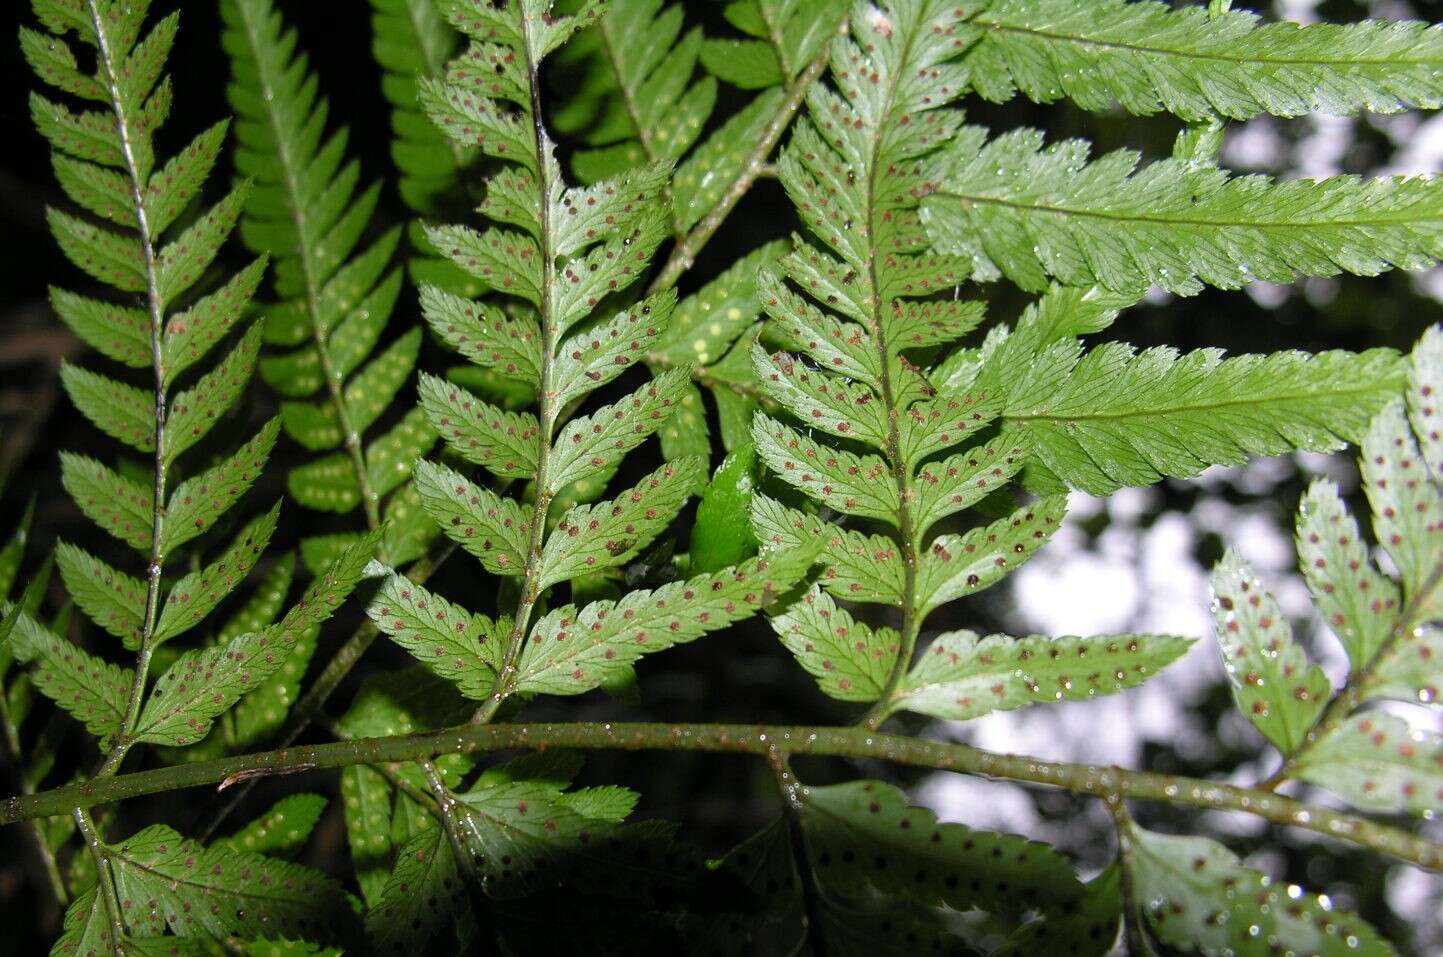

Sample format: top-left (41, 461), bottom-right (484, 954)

top-left (8, 612), bottom-right (132, 748)
top-left (367, 573), bottom-right (505, 700)
top-left (413, 459), bottom-right (534, 576)
top-left (913, 438), bottom-right (1028, 538)
top-left (162, 257), bottom-right (268, 385)
top-left (552, 291), bottom-right (675, 406)
top-left (1001, 342), bottom-right (1405, 496)
top-left (58, 362), bottom-right (153, 453)
top-left (539, 457), bottom-right (704, 588)
top-left (1296, 480), bottom-right (1400, 672)
top-left (366, 825), bottom-right (468, 953)
top-left (420, 285), bottom-right (543, 387)
top-left (161, 417), bottom-right (280, 554)
top-left (166, 322), bottom-right (263, 463)
top-left (416, 372), bottom-right (540, 479)
top-left (959, 0), bottom-right (1443, 121)
top-left (59, 451), bottom-right (153, 552)
top-left (771, 585), bottom-right (899, 702)
top-left (1293, 712), bottom-right (1443, 816)
top-left (49, 288), bottom-right (149, 369)
top-left (136, 532), bottom-right (378, 746)
top-left (343, 764), bottom-right (395, 907)
top-left (102, 824), bottom-right (353, 943)
top-left (1210, 551), bottom-right (1330, 755)
top-left (152, 502), bottom-right (281, 645)
top-left (224, 0), bottom-right (427, 544)
top-left (516, 548), bottom-right (814, 695)
top-left (751, 342), bottom-right (890, 447)
top-left (649, 240), bottom-right (787, 458)
top-left (1127, 826), bottom-right (1395, 956)
top-left (802, 780), bottom-right (1084, 918)
top-left (1362, 402), bottom-right (1443, 605)
top-left (562, 0), bottom-right (715, 187)
top-left (218, 793), bottom-right (327, 858)
top-left (54, 541), bottom-right (145, 649)
top-left (752, 493), bottom-right (905, 605)
top-left (144, 119), bottom-right (229, 234)
top-left (914, 497), bottom-right (1066, 615)
top-left (1408, 325), bottom-right (1443, 481)
top-left (922, 127), bottom-right (1443, 295)
top-left (153, 185), bottom-right (248, 303)
top-left (888, 630), bottom-right (1191, 722)
top-left (29, 0), bottom-right (281, 779)
top-left (547, 367), bottom-right (691, 492)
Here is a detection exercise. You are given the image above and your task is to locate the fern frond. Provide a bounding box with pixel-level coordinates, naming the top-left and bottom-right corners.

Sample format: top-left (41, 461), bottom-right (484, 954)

top-left (553, 0), bottom-right (843, 459)
top-left (920, 126), bottom-right (1443, 295)
top-left (223, 0), bottom-right (436, 568)
top-left (744, 0), bottom-right (1161, 719)
top-left (23, 0), bottom-right (309, 784)
top-left (387, 0), bottom-right (811, 716)
top-left (957, 0), bottom-right (1443, 121)
top-left (999, 341), bottom-right (1404, 496)
top-left (369, 0), bottom-right (471, 215)
top-left (53, 823), bottom-right (354, 954)
top-left (1196, 331), bottom-right (1443, 832)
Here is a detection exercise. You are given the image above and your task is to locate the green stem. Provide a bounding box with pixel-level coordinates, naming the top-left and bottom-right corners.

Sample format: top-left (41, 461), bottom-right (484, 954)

top-left (766, 750), bottom-right (827, 957)
top-left (859, 17), bottom-right (923, 730)
top-left (74, 808), bottom-right (126, 948)
top-left (1109, 799), bottom-right (1160, 957)
top-left (0, 693), bottom-right (67, 907)
top-left (473, 11), bottom-right (560, 725)
top-left (8, 721), bottom-right (1441, 870)
top-left (646, 39), bottom-right (836, 296)
top-left (86, 0), bottom-right (170, 778)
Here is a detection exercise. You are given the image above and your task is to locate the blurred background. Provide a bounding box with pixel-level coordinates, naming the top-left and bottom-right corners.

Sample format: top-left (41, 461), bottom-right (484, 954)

top-left (1, 0), bottom-right (1441, 952)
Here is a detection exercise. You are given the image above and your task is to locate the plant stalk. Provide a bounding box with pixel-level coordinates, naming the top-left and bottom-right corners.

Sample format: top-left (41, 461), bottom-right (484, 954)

top-left (8, 721), bottom-right (1442, 871)
top-left (87, 0), bottom-right (171, 778)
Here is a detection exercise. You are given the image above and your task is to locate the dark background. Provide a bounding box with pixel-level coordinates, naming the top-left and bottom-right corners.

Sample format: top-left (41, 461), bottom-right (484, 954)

top-left (0, 1), bottom-right (1440, 953)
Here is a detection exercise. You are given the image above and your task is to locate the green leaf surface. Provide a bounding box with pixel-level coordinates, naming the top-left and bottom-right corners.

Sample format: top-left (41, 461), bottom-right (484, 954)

top-left (802, 779), bottom-right (1085, 918)
top-left (517, 547), bottom-right (815, 695)
top-left (538, 457), bottom-right (704, 589)
top-left (548, 367), bottom-right (691, 493)
top-left (162, 417), bottom-right (280, 554)
top-left (1294, 711), bottom-right (1443, 815)
top-left (8, 611), bottom-right (132, 749)
top-left (1362, 401), bottom-right (1443, 608)
top-left (890, 630), bottom-right (1192, 721)
top-left (217, 793), bottom-right (328, 858)
top-left (55, 541), bottom-right (145, 649)
top-left (771, 585), bottom-right (898, 702)
top-left (59, 362), bottom-right (153, 453)
top-left (1210, 551), bottom-right (1330, 755)
top-left (690, 443), bottom-right (761, 573)
top-left (60, 451), bottom-right (153, 552)
top-left (368, 573), bottom-right (504, 700)
top-left (413, 459), bottom-right (534, 576)
top-left (914, 496), bottom-right (1067, 617)
top-left (167, 323), bottom-right (264, 463)
top-left (153, 503), bottom-right (281, 645)
top-left (960, 0), bottom-right (1443, 121)
top-left (1296, 479), bottom-right (1400, 672)
top-left (1128, 825), bottom-right (1395, 957)
top-left (1002, 342), bottom-right (1404, 496)
top-left (923, 127), bottom-right (1443, 295)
